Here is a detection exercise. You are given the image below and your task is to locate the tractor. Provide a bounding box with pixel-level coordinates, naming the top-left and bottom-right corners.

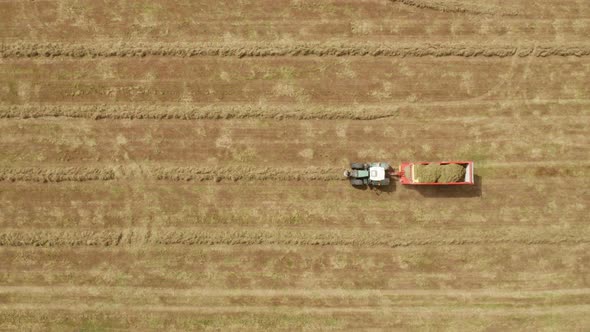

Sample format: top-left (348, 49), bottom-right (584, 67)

top-left (344, 161), bottom-right (475, 187)
top-left (343, 162), bottom-right (392, 187)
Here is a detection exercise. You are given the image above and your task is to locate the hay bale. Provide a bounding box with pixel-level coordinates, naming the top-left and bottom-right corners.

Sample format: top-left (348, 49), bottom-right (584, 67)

top-left (414, 163), bottom-right (441, 183)
top-left (439, 164), bottom-right (466, 183)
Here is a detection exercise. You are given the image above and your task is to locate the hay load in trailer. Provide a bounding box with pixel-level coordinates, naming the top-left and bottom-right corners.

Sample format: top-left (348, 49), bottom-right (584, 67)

top-left (414, 163), bottom-right (466, 183)
top-left (399, 161), bottom-right (474, 185)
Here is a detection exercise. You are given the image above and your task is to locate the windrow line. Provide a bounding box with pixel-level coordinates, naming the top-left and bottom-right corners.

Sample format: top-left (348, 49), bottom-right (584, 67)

top-left (1, 42), bottom-right (589, 58)
top-left (0, 166), bottom-right (345, 183)
top-left (1, 103), bottom-right (588, 121)
top-left (0, 99), bottom-right (590, 121)
top-left (391, 0), bottom-right (520, 16)
top-left (0, 104), bottom-right (400, 121)
top-left (0, 167), bottom-right (116, 182)
top-left (0, 228), bottom-right (588, 247)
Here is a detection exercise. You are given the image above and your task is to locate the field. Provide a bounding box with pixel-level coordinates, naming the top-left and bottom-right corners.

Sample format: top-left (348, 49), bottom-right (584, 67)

top-left (1, 0), bottom-right (589, 330)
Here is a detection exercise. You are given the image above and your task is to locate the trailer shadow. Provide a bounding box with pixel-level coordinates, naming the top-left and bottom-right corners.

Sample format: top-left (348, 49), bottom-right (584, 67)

top-left (407, 175), bottom-right (482, 198)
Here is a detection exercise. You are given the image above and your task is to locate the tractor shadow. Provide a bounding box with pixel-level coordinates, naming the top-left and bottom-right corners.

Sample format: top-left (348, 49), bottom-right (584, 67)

top-left (351, 181), bottom-right (397, 193)
top-left (375, 180), bottom-right (397, 193)
top-left (407, 175), bottom-right (482, 198)
top-left (351, 184), bottom-right (370, 191)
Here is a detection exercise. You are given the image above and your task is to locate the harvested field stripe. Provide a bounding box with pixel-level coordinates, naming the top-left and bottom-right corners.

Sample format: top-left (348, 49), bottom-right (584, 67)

top-left (1, 303), bottom-right (589, 315)
top-left (0, 228), bottom-right (588, 247)
top-left (390, 0), bottom-right (519, 16)
top-left (2, 286), bottom-right (590, 298)
top-left (477, 162), bottom-right (590, 178)
top-left (485, 161), bottom-right (590, 167)
top-left (1, 42), bottom-right (590, 58)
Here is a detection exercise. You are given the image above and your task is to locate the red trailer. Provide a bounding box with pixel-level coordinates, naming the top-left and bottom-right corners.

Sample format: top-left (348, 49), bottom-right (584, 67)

top-left (397, 161), bottom-right (475, 185)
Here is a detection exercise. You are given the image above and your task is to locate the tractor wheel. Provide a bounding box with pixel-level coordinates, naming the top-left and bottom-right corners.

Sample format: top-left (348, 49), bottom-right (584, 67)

top-left (350, 163), bottom-right (364, 170)
top-left (350, 179), bottom-right (365, 186)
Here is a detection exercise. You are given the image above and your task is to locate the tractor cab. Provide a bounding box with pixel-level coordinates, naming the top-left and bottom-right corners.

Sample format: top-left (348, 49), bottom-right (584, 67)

top-left (369, 166), bottom-right (386, 181)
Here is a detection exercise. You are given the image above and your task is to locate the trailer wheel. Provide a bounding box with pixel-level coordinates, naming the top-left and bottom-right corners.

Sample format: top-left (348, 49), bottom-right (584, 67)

top-left (350, 163), bottom-right (364, 170)
top-left (350, 179), bottom-right (364, 186)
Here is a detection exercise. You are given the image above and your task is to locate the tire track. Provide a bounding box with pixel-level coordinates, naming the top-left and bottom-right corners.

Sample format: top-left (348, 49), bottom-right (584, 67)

top-left (1, 42), bottom-right (589, 58)
top-left (0, 228), bottom-right (588, 247)
top-left (2, 303), bottom-right (589, 315)
top-left (5, 286), bottom-right (587, 312)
